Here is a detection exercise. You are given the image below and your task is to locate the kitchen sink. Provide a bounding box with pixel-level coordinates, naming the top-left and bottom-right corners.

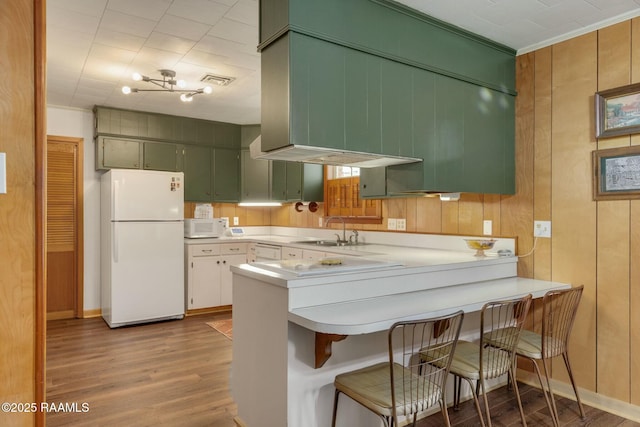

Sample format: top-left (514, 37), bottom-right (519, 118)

top-left (291, 240), bottom-right (369, 247)
top-left (291, 240), bottom-right (342, 247)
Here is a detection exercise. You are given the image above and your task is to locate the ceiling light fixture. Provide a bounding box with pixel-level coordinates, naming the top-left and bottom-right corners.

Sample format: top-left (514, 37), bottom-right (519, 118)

top-left (122, 69), bottom-right (213, 103)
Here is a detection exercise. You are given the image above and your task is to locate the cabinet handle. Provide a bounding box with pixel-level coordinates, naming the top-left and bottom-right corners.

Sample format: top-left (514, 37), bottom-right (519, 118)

top-left (202, 249), bottom-right (213, 253)
top-left (223, 260), bottom-right (227, 264)
top-left (230, 248), bottom-right (239, 251)
top-left (217, 260), bottom-right (220, 264)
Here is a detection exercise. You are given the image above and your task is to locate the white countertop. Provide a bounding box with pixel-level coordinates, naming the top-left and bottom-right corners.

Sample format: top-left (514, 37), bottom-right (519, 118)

top-left (288, 277), bottom-right (571, 335)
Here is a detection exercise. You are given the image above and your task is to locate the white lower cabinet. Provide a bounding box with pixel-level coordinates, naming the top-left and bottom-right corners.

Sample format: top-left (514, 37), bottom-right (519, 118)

top-left (185, 242), bottom-right (247, 310)
top-left (281, 246), bottom-right (303, 260)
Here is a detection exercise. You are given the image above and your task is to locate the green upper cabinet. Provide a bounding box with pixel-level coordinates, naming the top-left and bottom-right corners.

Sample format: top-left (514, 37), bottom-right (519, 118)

top-left (96, 136), bottom-right (142, 170)
top-left (241, 150), bottom-right (271, 201)
top-left (183, 145), bottom-right (212, 202)
top-left (271, 161), bottom-right (323, 202)
top-left (258, 0), bottom-right (516, 195)
top-left (212, 148), bottom-right (240, 202)
top-left (260, 0), bottom-right (516, 92)
top-left (143, 142), bottom-right (181, 171)
top-left (359, 167), bottom-right (387, 198)
top-left (386, 75), bottom-right (515, 195)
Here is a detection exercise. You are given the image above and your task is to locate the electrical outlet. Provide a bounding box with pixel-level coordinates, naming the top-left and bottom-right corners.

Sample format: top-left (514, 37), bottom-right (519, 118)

top-left (233, 216), bottom-right (239, 225)
top-left (396, 218), bottom-right (406, 231)
top-left (387, 218), bottom-right (397, 230)
top-left (483, 220), bottom-right (492, 235)
top-left (319, 217), bottom-right (323, 227)
top-left (534, 220), bottom-right (551, 238)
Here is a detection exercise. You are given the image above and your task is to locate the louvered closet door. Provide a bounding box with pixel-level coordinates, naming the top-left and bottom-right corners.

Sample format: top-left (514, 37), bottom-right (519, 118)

top-left (47, 136), bottom-right (83, 319)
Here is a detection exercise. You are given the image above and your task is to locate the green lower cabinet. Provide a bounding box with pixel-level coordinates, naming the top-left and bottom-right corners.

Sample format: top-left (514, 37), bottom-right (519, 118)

top-left (212, 148), bottom-right (240, 202)
top-left (183, 145), bottom-right (212, 202)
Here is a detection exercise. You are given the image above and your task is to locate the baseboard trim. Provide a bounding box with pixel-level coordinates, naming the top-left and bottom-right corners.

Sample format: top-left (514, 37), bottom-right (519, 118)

top-left (186, 306), bottom-right (232, 316)
top-left (82, 309), bottom-right (101, 318)
top-left (516, 368), bottom-right (640, 423)
top-left (47, 310), bottom-right (75, 320)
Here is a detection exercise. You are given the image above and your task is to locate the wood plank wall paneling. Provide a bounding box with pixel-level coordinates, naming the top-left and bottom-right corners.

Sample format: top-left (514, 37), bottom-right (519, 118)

top-left (596, 21), bottom-right (631, 402)
top-left (550, 33), bottom-right (598, 392)
top-left (0, 0), bottom-right (37, 425)
top-left (630, 16), bottom-right (640, 408)
top-left (508, 51), bottom-right (535, 279)
top-left (533, 47), bottom-right (553, 283)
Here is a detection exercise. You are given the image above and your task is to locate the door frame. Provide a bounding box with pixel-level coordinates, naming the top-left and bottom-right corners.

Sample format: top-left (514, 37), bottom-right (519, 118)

top-left (46, 135), bottom-right (84, 319)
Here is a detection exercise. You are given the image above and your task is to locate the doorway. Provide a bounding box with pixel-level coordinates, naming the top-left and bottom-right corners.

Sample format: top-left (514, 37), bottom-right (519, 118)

top-left (46, 135), bottom-right (84, 319)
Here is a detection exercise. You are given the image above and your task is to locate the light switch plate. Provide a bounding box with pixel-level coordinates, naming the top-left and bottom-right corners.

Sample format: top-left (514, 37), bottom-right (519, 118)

top-left (483, 220), bottom-right (492, 235)
top-left (534, 220), bottom-right (551, 238)
top-left (233, 216), bottom-right (239, 225)
top-left (387, 218), bottom-right (397, 230)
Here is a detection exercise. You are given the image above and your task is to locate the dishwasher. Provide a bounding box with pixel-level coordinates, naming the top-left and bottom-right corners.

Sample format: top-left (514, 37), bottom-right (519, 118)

top-left (254, 243), bottom-right (282, 261)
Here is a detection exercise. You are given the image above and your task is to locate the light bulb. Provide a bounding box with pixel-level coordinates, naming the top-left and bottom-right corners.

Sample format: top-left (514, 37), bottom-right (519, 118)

top-left (132, 72), bottom-right (142, 81)
top-left (180, 94), bottom-right (192, 102)
top-left (203, 86), bottom-right (213, 94)
top-left (122, 86), bottom-right (131, 95)
top-left (177, 79), bottom-right (186, 88)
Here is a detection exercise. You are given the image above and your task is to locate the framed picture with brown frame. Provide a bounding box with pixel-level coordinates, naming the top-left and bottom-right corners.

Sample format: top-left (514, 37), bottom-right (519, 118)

top-left (595, 82), bottom-right (640, 139)
top-left (593, 146), bottom-right (640, 200)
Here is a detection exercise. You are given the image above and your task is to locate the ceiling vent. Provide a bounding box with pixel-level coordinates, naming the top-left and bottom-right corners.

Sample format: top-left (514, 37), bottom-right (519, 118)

top-left (200, 74), bottom-right (235, 86)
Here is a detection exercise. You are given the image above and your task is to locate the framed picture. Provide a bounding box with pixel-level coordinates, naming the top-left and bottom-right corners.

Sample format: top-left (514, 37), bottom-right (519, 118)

top-left (592, 146), bottom-right (640, 200)
top-left (596, 82), bottom-right (640, 138)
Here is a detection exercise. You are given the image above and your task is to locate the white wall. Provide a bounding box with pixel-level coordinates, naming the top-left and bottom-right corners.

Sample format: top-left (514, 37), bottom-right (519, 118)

top-left (47, 106), bottom-right (102, 312)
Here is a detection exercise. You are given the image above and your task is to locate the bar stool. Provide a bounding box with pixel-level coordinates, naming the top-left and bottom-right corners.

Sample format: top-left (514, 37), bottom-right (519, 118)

top-left (331, 310), bottom-right (464, 427)
top-left (422, 294), bottom-right (532, 427)
top-left (486, 285), bottom-right (585, 426)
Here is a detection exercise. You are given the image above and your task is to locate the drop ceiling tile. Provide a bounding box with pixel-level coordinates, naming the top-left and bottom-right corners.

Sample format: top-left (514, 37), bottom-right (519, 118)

top-left (129, 46), bottom-right (185, 70)
top-left (195, 35), bottom-right (257, 57)
top-left (208, 18), bottom-right (258, 45)
top-left (145, 32), bottom-right (197, 55)
top-left (101, 9), bottom-right (158, 38)
top-left (107, 0), bottom-right (171, 21)
top-left (94, 28), bottom-right (146, 52)
top-left (181, 49), bottom-right (229, 69)
top-left (225, 0), bottom-right (259, 26)
top-left (155, 14), bottom-right (212, 41)
top-left (167, 0), bottom-right (228, 25)
top-left (47, 4), bottom-right (101, 34)
top-left (48, 0), bottom-right (107, 18)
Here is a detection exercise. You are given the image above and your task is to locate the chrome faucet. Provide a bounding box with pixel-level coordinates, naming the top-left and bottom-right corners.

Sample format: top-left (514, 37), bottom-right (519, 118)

top-left (325, 216), bottom-right (347, 245)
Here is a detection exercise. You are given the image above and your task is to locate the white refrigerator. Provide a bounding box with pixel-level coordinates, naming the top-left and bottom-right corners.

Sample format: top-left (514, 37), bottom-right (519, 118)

top-left (101, 169), bottom-right (185, 328)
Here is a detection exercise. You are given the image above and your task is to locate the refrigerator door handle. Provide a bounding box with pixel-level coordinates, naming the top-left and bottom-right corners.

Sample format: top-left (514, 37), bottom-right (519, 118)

top-left (113, 222), bottom-right (119, 263)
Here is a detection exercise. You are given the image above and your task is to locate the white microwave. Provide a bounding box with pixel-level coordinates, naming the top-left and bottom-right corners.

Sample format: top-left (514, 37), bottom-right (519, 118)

top-left (184, 218), bottom-right (226, 238)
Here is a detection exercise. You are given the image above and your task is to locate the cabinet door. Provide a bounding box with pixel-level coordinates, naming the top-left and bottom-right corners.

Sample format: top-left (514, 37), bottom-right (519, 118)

top-left (271, 160), bottom-right (287, 201)
top-left (98, 137), bottom-right (142, 170)
top-left (214, 123), bottom-right (241, 149)
top-left (189, 256), bottom-right (221, 309)
top-left (281, 247), bottom-right (303, 260)
top-left (183, 145), bottom-right (212, 202)
top-left (212, 148), bottom-right (240, 202)
top-left (220, 254), bottom-right (247, 305)
top-left (143, 142), bottom-right (180, 171)
top-left (286, 162), bottom-right (302, 200)
top-left (241, 150), bottom-right (270, 201)
top-left (302, 249), bottom-right (326, 261)
top-left (360, 167), bottom-right (386, 198)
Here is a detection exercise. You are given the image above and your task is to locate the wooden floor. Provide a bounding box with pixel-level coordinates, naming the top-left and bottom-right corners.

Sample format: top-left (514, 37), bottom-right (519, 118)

top-left (47, 313), bottom-right (639, 427)
top-left (46, 312), bottom-right (236, 427)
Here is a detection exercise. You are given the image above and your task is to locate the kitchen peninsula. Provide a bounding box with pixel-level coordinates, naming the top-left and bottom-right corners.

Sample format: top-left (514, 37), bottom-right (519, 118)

top-left (229, 232), bottom-right (571, 427)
